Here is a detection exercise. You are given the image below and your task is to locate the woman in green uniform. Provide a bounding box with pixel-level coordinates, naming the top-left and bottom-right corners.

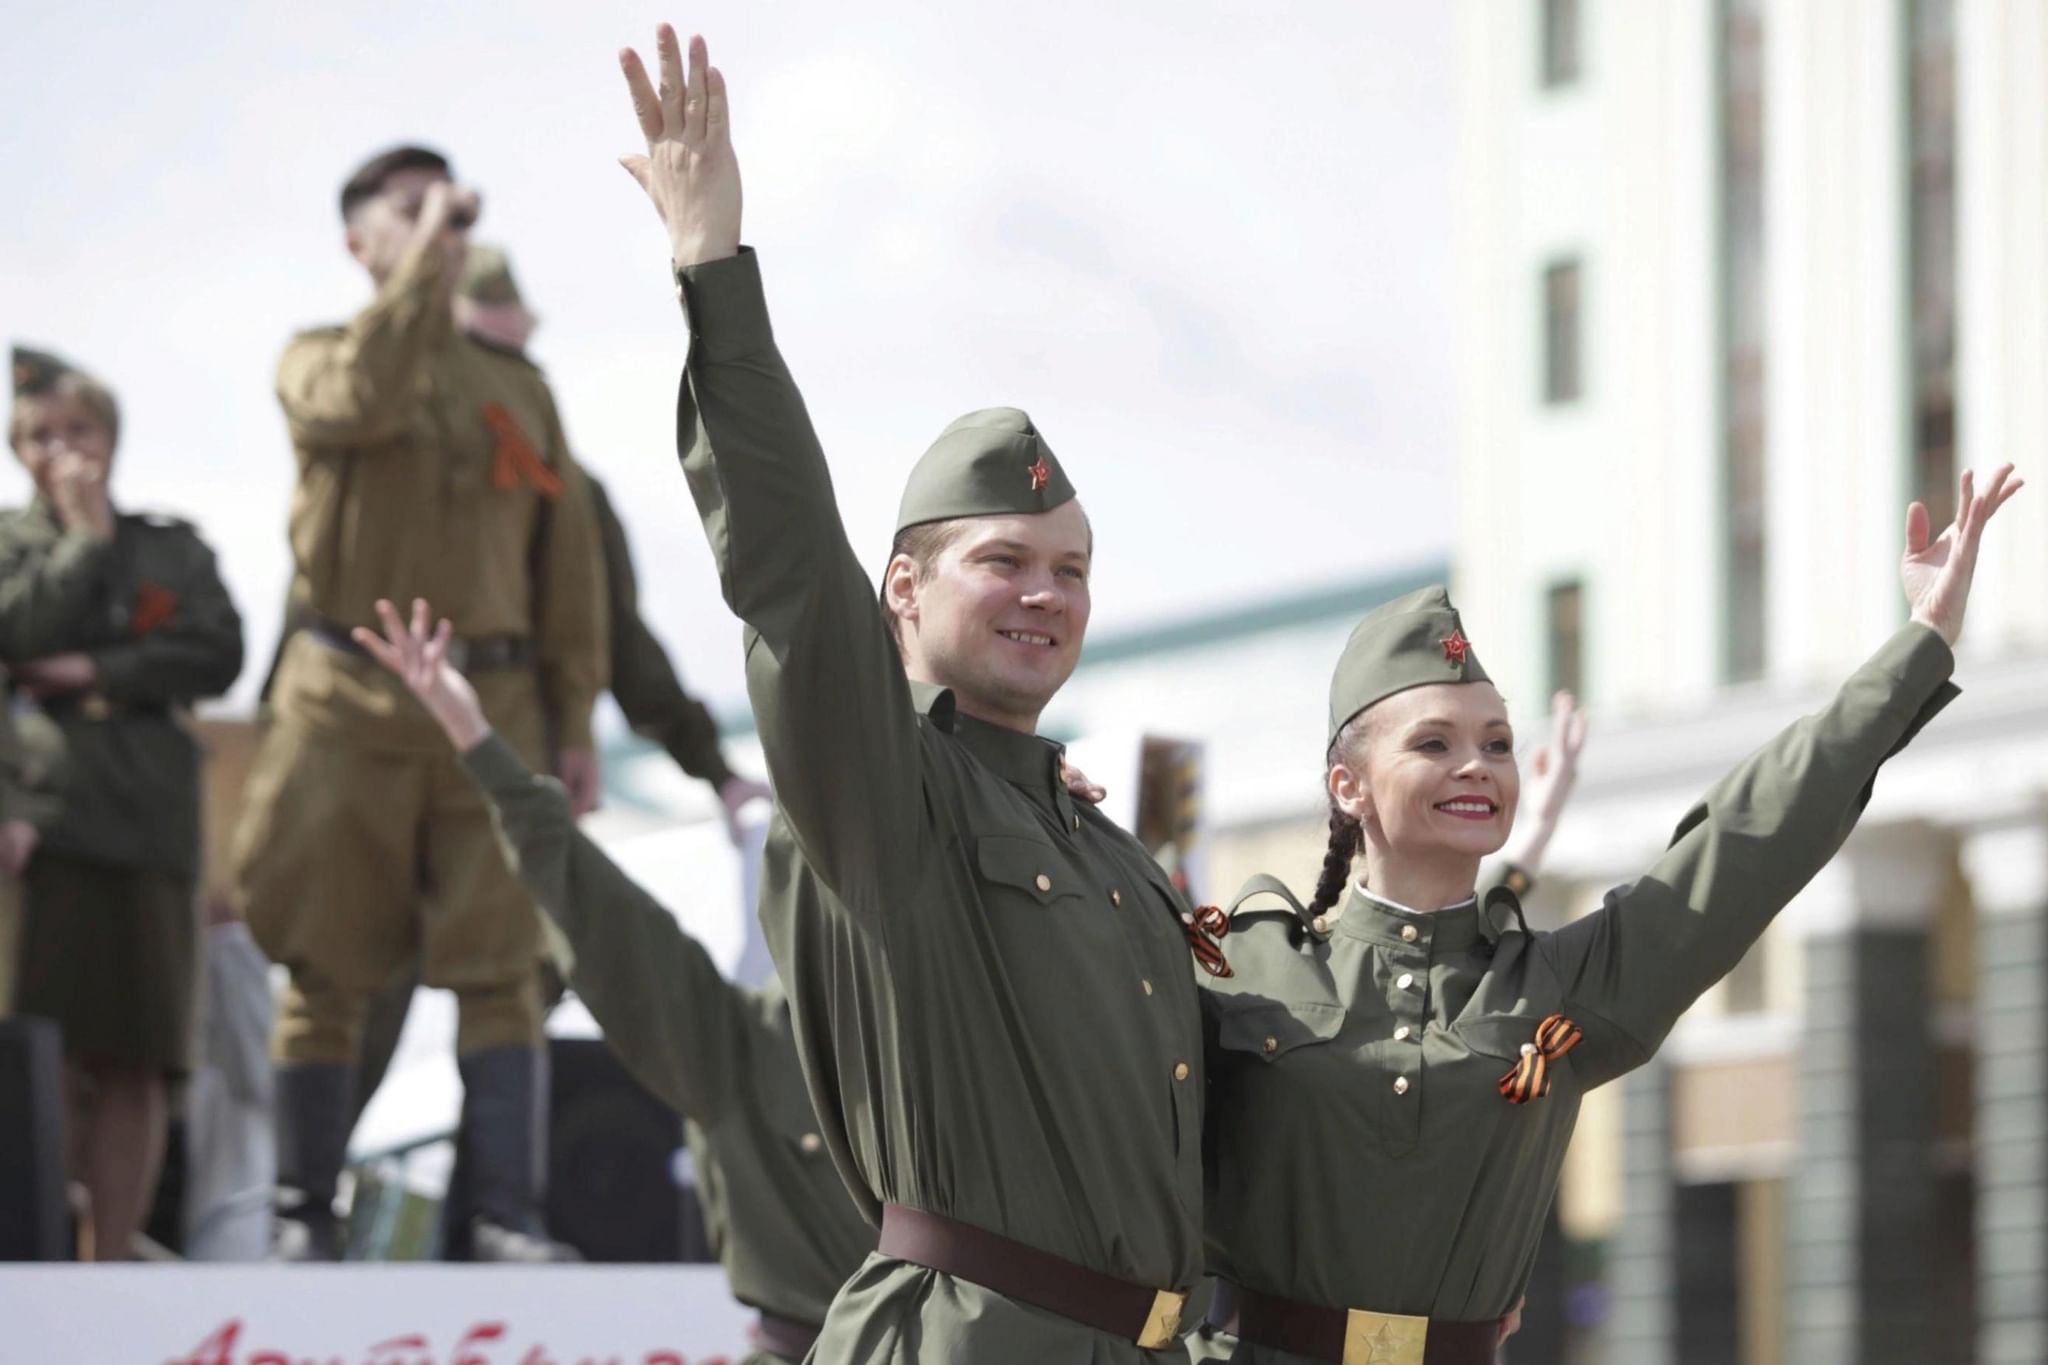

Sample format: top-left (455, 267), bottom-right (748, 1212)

top-left (352, 597), bottom-right (873, 1364)
top-left (1191, 466), bottom-right (2019, 1365)
top-left (3, 345), bottom-right (245, 1259)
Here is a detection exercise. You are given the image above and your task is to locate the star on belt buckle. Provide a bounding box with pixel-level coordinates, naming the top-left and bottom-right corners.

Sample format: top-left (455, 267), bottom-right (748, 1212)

top-left (1136, 1290), bottom-right (1187, 1349)
top-left (1344, 1308), bottom-right (1427, 1365)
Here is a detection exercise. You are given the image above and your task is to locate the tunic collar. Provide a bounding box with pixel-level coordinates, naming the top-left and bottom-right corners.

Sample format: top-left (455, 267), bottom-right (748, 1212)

top-left (915, 680), bottom-right (1077, 822)
top-left (1335, 882), bottom-right (1503, 952)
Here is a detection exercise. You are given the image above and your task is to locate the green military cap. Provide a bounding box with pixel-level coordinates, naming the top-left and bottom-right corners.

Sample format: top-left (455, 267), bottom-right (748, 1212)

top-left (11, 345), bottom-right (75, 398)
top-left (458, 244), bottom-right (524, 307)
top-left (895, 407), bottom-right (1076, 533)
top-left (1327, 585), bottom-right (1491, 745)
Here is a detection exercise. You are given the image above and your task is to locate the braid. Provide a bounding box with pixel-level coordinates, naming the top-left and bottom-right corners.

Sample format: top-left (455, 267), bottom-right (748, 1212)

top-left (1308, 803), bottom-right (1362, 919)
top-left (1309, 710), bottom-right (1373, 919)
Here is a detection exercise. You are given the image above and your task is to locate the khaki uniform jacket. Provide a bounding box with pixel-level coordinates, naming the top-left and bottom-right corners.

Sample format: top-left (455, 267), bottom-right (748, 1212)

top-left (462, 733), bottom-right (873, 1357)
top-left (270, 238), bottom-right (605, 751)
top-left (0, 500), bottom-right (243, 877)
top-left (674, 250), bottom-right (1207, 1362)
top-left (586, 474), bottom-right (734, 789)
top-left (1189, 625), bottom-right (1957, 1361)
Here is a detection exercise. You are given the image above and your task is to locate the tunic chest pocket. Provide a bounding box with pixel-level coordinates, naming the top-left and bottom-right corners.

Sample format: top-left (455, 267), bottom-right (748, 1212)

top-left (975, 834), bottom-right (1087, 907)
top-left (1451, 1014), bottom-right (1576, 1080)
top-left (1215, 999), bottom-right (1345, 1063)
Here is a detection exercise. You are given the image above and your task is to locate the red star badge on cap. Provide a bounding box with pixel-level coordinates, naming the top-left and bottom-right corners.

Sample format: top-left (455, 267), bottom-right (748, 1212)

top-left (1028, 456), bottom-right (1050, 492)
top-left (1439, 630), bottom-right (1471, 665)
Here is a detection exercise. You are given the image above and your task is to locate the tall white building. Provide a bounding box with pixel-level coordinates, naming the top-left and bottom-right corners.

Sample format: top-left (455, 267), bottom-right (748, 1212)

top-left (1456, 3), bottom-right (2048, 1363)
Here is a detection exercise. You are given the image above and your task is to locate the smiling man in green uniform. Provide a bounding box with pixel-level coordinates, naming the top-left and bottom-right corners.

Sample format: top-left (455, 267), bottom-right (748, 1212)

top-left (612, 28), bottom-right (1207, 1360)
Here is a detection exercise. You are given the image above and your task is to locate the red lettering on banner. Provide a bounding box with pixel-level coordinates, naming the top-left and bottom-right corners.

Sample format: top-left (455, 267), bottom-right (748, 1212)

top-left (365, 1333), bottom-right (434, 1365)
top-left (167, 1316), bottom-right (706, 1365)
top-left (167, 1318), bottom-right (241, 1365)
top-left (451, 1322), bottom-right (509, 1365)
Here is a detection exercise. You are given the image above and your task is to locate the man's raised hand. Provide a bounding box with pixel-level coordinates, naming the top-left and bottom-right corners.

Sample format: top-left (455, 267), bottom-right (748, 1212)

top-left (618, 27), bottom-right (741, 268)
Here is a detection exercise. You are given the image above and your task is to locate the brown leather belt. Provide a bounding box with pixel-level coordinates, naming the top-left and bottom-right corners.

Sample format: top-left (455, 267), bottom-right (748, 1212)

top-left (301, 615), bottom-right (533, 674)
top-left (750, 1310), bottom-right (821, 1362)
top-left (877, 1203), bottom-right (1188, 1349)
top-left (1208, 1279), bottom-right (1502, 1365)
top-left (40, 692), bottom-right (168, 721)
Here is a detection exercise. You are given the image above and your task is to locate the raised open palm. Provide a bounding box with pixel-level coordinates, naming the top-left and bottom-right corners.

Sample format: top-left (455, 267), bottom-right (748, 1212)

top-left (1902, 464), bottom-right (2024, 646)
top-left (618, 27), bottom-right (742, 268)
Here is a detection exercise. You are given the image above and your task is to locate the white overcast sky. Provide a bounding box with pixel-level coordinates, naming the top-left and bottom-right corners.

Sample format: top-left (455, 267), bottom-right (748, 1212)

top-left (1, 0), bottom-right (1457, 720)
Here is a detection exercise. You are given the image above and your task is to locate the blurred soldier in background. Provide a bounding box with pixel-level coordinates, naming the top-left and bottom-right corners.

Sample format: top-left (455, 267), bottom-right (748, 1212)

top-left (232, 146), bottom-right (608, 1262)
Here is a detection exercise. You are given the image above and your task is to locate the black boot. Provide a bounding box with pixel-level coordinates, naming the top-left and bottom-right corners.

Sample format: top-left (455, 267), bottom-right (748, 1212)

top-left (456, 1045), bottom-right (578, 1262)
top-left (272, 1063), bottom-right (354, 1261)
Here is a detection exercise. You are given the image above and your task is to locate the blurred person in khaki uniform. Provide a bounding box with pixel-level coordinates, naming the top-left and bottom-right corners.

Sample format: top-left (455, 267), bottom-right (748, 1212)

top-left (349, 245), bottom-right (768, 1130)
top-left (3, 345), bottom-right (245, 1258)
top-left (232, 146), bottom-right (608, 1261)
top-left (458, 245), bottom-right (768, 832)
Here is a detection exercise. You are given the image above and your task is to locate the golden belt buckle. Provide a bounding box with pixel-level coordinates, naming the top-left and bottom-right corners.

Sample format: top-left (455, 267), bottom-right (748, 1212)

top-left (1343, 1307), bottom-right (1428, 1365)
top-left (78, 693), bottom-right (112, 722)
top-left (1135, 1289), bottom-right (1187, 1349)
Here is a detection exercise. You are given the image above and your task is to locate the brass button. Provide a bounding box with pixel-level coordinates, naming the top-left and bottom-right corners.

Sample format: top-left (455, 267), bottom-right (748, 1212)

top-left (1393, 1076), bottom-right (1410, 1096)
top-left (1311, 915), bottom-right (1329, 934)
top-left (799, 1132), bottom-right (822, 1153)
top-left (1142, 979), bottom-right (1154, 996)
top-left (1396, 972), bottom-right (1415, 991)
top-left (1393, 1025), bottom-right (1412, 1042)
top-left (1400, 924), bottom-right (1419, 943)
top-left (1173, 1062), bottom-right (1190, 1082)
top-left (1262, 1036), bottom-right (1278, 1055)
top-left (1111, 890), bottom-right (1122, 907)
top-left (1035, 874), bottom-right (1052, 893)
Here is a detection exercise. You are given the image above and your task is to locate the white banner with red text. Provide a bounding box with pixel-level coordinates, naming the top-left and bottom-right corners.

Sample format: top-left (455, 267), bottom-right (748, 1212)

top-left (0, 1264), bottom-right (757, 1365)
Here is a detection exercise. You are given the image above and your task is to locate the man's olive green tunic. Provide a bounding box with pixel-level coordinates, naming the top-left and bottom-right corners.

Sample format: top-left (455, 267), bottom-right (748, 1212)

top-left (585, 474), bottom-right (735, 790)
top-left (0, 501), bottom-right (244, 878)
top-left (673, 249), bottom-right (1206, 1361)
top-left (459, 733), bottom-right (871, 1365)
top-left (1189, 624), bottom-right (1956, 1362)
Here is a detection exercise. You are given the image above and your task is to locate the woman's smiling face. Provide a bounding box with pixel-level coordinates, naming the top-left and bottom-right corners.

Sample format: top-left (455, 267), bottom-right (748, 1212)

top-left (1333, 681), bottom-right (1519, 862)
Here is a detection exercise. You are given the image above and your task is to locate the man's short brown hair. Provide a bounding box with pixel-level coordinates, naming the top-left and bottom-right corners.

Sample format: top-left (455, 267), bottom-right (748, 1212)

top-left (339, 145), bottom-right (452, 222)
top-left (9, 371), bottom-right (120, 452)
top-left (879, 519), bottom-right (972, 646)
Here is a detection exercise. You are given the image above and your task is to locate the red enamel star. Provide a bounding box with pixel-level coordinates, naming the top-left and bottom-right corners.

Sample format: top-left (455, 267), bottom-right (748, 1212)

top-left (1439, 629), bottom-right (1471, 665)
top-left (1028, 456), bottom-right (1050, 492)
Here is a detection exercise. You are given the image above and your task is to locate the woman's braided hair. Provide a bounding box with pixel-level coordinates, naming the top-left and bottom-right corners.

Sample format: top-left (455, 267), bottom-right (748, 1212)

top-left (1308, 710), bottom-right (1372, 919)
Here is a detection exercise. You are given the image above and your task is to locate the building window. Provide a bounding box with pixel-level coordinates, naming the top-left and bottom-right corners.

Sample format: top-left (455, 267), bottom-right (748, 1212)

top-left (1719, 0), bottom-right (1767, 683)
top-left (1540, 0), bottom-right (1582, 89)
top-left (1542, 258), bottom-right (1584, 405)
top-left (1909, 0), bottom-right (1957, 529)
top-left (1546, 580), bottom-right (1585, 702)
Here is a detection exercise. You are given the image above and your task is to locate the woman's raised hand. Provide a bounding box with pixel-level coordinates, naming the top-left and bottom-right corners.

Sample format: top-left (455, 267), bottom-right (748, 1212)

top-left (1903, 464), bottom-right (2024, 647)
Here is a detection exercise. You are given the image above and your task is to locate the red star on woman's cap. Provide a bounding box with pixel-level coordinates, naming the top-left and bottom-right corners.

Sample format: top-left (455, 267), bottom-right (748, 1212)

top-left (1028, 456), bottom-right (1050, 492)
top-left (1439, 630), bottom-right (1472, 665)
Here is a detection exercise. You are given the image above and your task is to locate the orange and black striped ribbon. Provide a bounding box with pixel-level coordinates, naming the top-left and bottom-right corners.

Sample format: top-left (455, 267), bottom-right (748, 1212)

top-left (130, 582), bottom-right (179, 637)
top-left (1498, 1013), bottom-right (1583, 1104)
top-left (1183, 904), bottom-right (1233, 979)
top-left (482, 403), bottom-right (564, 499)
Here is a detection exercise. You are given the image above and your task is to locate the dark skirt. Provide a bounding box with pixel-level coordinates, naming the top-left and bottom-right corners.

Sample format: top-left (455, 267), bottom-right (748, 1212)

top-left (13, 851), bottom-right (198, 1075)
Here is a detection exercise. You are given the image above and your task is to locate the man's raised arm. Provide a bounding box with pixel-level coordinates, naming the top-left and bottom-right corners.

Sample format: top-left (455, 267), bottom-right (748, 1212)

top-left (615, 28), bottom-right (925, 912)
